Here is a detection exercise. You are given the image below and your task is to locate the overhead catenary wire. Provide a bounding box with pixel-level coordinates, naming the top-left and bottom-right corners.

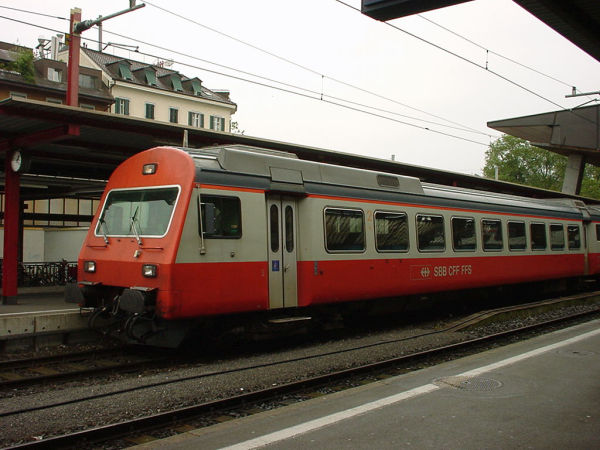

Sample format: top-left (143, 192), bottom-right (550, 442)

top-left (101, 26), bottom-right (492, 137)
top-left (334, 0), bottom-right (599, 127)
top-left (417, 15), bottom-right (577, 90)
top-left (0, 14), bottom-right (492, 146)
top-left (141, 0), bottom-right (488, 136)
top-left (0, 4), bottom-right (494, 137)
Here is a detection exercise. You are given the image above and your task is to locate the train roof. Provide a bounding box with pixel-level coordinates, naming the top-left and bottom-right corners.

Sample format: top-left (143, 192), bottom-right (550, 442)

top-left (178, 145), bottom-right (599, 220)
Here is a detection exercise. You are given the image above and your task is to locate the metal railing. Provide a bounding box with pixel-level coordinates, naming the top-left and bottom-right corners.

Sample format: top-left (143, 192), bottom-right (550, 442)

top-left (0, 260), bottom-right (77, 287)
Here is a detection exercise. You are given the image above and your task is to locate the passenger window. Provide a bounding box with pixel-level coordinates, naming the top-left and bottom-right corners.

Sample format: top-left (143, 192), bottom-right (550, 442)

top-left (451, 217), bottom-right (476, 251)
top-left (596, 224), bottom-right (600, 241)
top-left (199, 195), bottom-right (242, 239)
top-left (482, 219), bottom-right (503, 251)
top-left (270, 204), bottom-right (279, 252)
top-left (324, 208), bottom-right (365, 252)
top-left (416, 214), bottom-right (445, 252)
top-left (567, 225), bottom-right (581, 250)
top-left (375, 212), bottom-right (408, 252)
top-left (508, 221), bottom-right (526, 251)
top-left (285, 205), bottom-right (294, 253)
top-left (530, 223), bottom-right (546, 250)
top-left (550, 224), bottom-right (565, 250)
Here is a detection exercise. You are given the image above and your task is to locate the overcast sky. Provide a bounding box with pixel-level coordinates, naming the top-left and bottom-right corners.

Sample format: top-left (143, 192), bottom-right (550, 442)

top-left (1, 0), bottom-right (599, 176)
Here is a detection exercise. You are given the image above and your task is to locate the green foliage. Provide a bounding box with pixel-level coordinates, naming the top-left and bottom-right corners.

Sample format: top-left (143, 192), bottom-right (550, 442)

top-left (13, 50), bottom-right (35, 83)
top-left (483, 135), bottom-right (599, 199)
top-left (581, 164), bottom-right (600, 199)
top-left (0, 49), bottom-right (35, 83)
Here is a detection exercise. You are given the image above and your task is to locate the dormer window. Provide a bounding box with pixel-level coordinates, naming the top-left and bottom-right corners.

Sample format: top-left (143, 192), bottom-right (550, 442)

top-left (48, 67), bottom-right (61, 82)
top-left (145, 69), bottom-right (157, 86)
top-left (79, 73), bottom-right (97, 89)
top-left (170, 75), bottom-right (183, 92)
top-left (191, 79), bottom-right (202, 96)
top-left (118, 62), bottom-right (133, 81)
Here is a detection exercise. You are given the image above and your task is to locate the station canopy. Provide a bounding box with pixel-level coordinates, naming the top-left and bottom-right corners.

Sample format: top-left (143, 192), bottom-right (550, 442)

top-left (361, 0), bottom-right (600, 63)
top-left (1, 97), bottom-right (599, 203)
top-left (488, 104), bottom-right (600, 166)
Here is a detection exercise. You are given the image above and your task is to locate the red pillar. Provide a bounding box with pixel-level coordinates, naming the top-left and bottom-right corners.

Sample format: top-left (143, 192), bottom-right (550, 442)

top-left (3, 152), bottom-right (20, 304)
top-left (66, 8), bottom-right (81, 107)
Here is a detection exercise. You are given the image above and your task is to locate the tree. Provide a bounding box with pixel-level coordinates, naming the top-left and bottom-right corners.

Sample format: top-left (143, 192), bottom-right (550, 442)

top-left (483, 135), bottom-right (599, 199)
top-left (13, 50), bottom-right (35, 83)
top-left (0, 48), bottom-right (35, 83)
top-left (483, 135), bottom-right (566, 191)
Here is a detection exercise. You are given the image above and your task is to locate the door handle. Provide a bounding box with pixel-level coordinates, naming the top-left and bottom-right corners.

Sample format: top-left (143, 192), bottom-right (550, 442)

top-left (284, 264), bottom-right (290, 272)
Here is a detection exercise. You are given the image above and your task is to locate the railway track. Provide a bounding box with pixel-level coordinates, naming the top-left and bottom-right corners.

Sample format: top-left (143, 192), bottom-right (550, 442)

top-left (0, 347), bottom-right (170, 389)
top-left (5, 292), bottom-right (599, 449)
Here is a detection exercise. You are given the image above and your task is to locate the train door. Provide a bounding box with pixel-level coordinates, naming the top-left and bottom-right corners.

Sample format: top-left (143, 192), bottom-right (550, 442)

top-left (266, 196), bottom-right (298, 309)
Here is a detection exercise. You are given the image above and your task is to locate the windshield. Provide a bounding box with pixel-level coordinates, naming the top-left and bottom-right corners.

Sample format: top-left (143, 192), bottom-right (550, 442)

top-left (96, 186), bottom-right (180, 238)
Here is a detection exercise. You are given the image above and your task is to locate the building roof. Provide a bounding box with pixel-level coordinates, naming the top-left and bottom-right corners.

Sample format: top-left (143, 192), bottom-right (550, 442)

top-left (81, 47), bottom-right (237, 108)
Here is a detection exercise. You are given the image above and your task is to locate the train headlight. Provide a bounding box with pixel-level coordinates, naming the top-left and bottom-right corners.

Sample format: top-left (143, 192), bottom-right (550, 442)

top-left (142, 163), bottom-right (157, 175)
top-left (84, 261), bottom-right (96, 273)
top-left (142, 264), bottom-right (158, 278)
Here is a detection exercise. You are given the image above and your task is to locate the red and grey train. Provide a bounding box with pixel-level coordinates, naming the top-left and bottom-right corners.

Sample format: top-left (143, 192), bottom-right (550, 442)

top-left (66, 145), bottom-right (600, 346)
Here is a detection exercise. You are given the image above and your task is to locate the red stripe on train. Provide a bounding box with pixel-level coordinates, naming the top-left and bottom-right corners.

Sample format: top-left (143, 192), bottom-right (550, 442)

top-left (297, 253), bottom-right (586, 306)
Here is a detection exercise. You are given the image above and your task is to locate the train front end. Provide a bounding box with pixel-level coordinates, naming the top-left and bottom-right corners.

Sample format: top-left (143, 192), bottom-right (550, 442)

top-left (66, 147), bottom-right (195, 347)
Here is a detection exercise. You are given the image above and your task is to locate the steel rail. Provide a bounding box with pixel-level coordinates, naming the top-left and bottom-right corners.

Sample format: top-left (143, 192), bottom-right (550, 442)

top-left (8, 307), bottom-right (599, 449)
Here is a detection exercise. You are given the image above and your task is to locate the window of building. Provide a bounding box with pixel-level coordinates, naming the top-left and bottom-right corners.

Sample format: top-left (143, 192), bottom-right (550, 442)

top-left (324, 208), bottom-right (365, 252)
top-left (451, 217), bottom-right (476, 251)
top-left (145, 70), bottom-right (157, 87)
top-left (550, 224), bottom-right (565, 250)
top-left (191, 79), bottom-right (202, 96)
top-left (10, 92), bottom-right (27, 99)
top-left (567, 225), bottom-right (581, 250)
top-left (170, 75), bottom-right (183, 92)
top-left (416, 214), bottom-right (445, 252)
top-left (199, 195), bottom-right (241, 238)
top-left (118, 62), bottom-right (133, 81)
top-left (114, 98), bottom-right (130, 115)
top-left (145, 103), bottom-right (155, 120)
top-left (48, 67), bottom-right (61, 82)
top-left (375, 211), bottom-right (408, 252)
top-left (188, 111), bottom-right (204, 128)
top-left (482, 219), bottom-right (503, 251)
top-left (169, 107), bottom-right (178, 123)
top-left (80, 103), bottom-right (95, 110)
top-left (530, 223), bottom-right (546, 250)
top-left (46, 98), bottom-right (63, 104)
top-left (508, 221), bottom-right (526, 251)
top-left (79, 73), bottom-right (97, 89)
top-left (210, 115), bottom-right (225, 131)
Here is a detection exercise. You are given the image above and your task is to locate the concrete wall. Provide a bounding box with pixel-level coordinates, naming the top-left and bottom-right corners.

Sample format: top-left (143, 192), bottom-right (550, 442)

top-left (44, 228), bottom-right (88, 261)
top-left (0, 227), bottom-right (87, 262)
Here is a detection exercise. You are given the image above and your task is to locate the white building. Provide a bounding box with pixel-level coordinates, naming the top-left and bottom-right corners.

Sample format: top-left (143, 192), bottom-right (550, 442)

top-left (61, 47), bottom-right (237, 131)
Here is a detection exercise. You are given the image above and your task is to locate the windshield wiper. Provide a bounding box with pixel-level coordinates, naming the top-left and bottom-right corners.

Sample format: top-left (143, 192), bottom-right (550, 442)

top-left (98, 218), bottom-right (110, 244)
top-left (129, 206), bottom-right (143, 246)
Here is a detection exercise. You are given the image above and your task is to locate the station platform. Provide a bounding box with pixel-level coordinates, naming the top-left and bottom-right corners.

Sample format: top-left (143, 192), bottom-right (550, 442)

top-left (0, 287), bottom-right (89, 351)
top-left (133, 319), bottom-right (600, 449)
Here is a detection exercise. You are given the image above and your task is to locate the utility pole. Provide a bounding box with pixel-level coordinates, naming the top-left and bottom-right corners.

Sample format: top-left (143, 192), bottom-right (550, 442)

top-left (66, 2), bottom-right (145, 107)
